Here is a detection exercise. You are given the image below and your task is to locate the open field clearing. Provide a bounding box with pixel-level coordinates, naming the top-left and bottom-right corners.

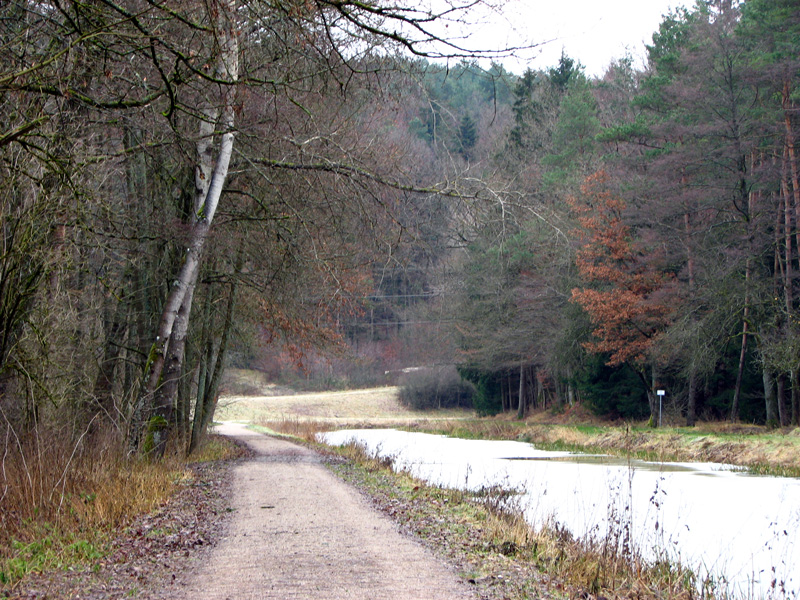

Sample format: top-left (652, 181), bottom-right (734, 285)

top-left (216, 386), bottom-right (473, 425)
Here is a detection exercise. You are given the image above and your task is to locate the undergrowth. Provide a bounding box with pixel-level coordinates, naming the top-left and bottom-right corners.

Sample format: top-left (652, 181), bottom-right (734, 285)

top-left (0, 429), bottom-right (238, 592)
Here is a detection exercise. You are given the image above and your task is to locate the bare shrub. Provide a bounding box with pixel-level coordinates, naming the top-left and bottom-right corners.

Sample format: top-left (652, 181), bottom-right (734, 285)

top-left (397, 367), bottom-right (475, 410)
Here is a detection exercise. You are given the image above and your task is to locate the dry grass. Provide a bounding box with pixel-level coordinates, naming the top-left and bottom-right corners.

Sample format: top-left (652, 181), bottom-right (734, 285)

top-left (256, 418), bottom-right (335, 443)
top-left (468, 482), bottom-right (700, 598)
top-left (425, 419), bottom-right (524, 440)
top-left (187, 433), bottom-right (249, 463)
top-left (217, 385), bottom-right (472, 425)
top-left (510, 518), bottom-right (701, 599)
top-left (0, 427), bottom-right (182, 587)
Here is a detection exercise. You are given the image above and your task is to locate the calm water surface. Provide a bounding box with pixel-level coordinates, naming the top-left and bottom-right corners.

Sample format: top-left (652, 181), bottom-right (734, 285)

top-left (320, 429), bottom-right (799, 599)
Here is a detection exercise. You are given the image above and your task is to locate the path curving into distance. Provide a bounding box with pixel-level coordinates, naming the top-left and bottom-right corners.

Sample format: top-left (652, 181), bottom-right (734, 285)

top-left (173, 422), bottom-right (475, 600)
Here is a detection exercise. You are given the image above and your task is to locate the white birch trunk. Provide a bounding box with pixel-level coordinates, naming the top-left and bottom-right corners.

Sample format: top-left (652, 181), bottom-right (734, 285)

top-left (133, 0), bottom-right (239, 454)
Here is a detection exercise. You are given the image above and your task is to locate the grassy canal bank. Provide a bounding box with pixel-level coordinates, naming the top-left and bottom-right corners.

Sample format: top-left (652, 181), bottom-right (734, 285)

top-left (411, 416), bottom-right (800, 478)
top-left (262, 420), bottom-right (741, 600)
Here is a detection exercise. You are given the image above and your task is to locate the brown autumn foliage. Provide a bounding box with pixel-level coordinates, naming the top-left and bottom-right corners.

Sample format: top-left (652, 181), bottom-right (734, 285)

top-left (570, 171), bottom-right (675, 367)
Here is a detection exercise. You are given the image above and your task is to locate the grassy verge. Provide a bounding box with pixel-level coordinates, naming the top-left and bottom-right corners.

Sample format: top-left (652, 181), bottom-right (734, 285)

top-left (1, 448), bottom-right (179, 587)
top-left (0, 432), bottom-right (243, 593)
top-left (264, 418), bottom-right (706, 600)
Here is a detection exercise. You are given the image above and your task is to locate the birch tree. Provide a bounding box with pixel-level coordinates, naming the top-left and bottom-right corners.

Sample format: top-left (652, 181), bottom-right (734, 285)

top-left (134, 0), bottom-right (240, 455)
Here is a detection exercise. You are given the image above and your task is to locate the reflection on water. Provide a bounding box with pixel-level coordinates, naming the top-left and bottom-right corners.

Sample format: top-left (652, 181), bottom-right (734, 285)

top-left (321, 429), bottom-right (799, 599)
top-left (506, 455), bottom-right (717, 473)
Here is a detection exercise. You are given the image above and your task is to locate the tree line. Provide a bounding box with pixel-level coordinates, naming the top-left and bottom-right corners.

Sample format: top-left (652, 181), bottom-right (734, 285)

top-left (427, 0), bottom-right (800, 426)
top-left (227, 0), bottom-right (800, 430)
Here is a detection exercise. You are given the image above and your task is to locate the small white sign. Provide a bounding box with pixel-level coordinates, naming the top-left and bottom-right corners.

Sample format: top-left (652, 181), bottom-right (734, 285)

top-left (656, 389), bottom-right (665, 396)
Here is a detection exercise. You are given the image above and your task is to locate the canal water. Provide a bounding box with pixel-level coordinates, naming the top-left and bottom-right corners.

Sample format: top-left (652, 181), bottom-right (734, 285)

top-left (320, 429), bottom-right (799, 599)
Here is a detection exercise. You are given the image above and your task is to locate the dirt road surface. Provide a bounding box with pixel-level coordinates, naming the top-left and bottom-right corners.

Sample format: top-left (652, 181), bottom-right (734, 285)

top-left (173, 422), bottom-right (476, 600)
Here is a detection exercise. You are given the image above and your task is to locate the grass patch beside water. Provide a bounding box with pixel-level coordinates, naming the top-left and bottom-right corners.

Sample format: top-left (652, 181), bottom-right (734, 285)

top-left (262, 412), bottom-right (800, 477)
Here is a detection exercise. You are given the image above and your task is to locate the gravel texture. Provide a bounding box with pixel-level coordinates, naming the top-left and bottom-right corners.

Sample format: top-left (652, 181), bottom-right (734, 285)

top-left (171, 422), bottom-right (476, 599)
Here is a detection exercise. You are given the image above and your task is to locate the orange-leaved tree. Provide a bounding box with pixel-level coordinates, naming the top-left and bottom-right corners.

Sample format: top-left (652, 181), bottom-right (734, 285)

top-left (570, 171), bottom-right (675, 422)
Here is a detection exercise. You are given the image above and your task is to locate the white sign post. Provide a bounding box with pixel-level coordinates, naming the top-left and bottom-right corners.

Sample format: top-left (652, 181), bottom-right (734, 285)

top-left (656, 389), bottom-right (665, 428)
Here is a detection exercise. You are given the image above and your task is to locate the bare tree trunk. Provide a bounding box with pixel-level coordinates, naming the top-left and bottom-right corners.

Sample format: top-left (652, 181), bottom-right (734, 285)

top-left (189, 248), bottom-right (241, 454)
top-left (91, 124), bottom-right (146, 430)
top-left (565, 367), bottom-right (575, 406)
top-left (683, 203), bottom-right (698, 427)
top-left (764, 367), bottom-right (778, 427)
top-left (197, 279), bottom-right (237, 442)
top-left (189, 282), bottom-right (215, 455)
top-left (650, 366), bottom-right (660, 427)
top-left (177, 347), bottom-right (194, 444)
top-left (502, 372), bottom-right (509, 412)
top-left (686, 366), bottom-right (698, 427)
top-left (731, 262), bottom-right (750, 422)
top-left (536, 371), bottom-right (545, 410)
top-left (782, 84), bottom-right (800, 423)
top-left (731, 156), bottom-right (758, 423)
top-left (133, 0), bottom-right (238, 456)
top-left (783, 147), bottom-right (796, 315)
top-left (777, 373), bottom-right (788, 427)
top-left (784, 81), bottom-right (800, 251)
top-left (149, 269), bottom-right (198, 456)
top-left (91, 291), bottom-right (129, 427)
top-left (517, 362), bottom-right (525, 420)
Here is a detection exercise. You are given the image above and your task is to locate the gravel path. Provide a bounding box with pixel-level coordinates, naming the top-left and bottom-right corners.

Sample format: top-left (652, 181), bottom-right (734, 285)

top-left (173, 422), bottom-right (476, 600)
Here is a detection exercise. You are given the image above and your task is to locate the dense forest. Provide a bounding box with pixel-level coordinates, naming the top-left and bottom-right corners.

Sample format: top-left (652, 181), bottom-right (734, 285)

top-left (1, 0), bottom-right (799, 481)
top-left (334, 0), bottom-right (800, 429)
